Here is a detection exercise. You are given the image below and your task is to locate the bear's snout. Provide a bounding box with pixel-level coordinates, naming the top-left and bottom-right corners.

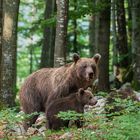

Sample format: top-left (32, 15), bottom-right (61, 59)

top-left (89, 72), bottom-right (94, 79)
top-left (88, 97), bottom-right (97, 106)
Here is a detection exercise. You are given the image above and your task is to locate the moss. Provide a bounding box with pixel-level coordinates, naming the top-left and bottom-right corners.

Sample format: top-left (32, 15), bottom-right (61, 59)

top-left (0, 101), bottom-right (8, 111)
top-left (132, 80), bottom-right (140, 91)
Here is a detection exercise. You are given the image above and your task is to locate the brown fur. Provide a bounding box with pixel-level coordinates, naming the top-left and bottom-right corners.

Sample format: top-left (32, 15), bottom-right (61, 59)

top-left (19, 54), bottom-right (101, 130)
top-left (46, 88), bottom-right (97, 130)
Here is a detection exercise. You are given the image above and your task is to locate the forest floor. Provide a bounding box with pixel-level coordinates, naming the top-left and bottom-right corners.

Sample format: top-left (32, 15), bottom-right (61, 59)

top-left (0, 85), bottom-right (140, 140)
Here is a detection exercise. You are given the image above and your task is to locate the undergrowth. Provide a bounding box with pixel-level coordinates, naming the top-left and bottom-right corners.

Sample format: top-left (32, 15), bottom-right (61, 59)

top-left (0, 98), bottom-right (140, 140)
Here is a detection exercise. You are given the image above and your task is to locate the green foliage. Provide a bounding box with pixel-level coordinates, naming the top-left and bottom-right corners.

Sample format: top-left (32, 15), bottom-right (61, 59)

top-left (0, 107), bottom-right (39, 128)
top-left (96, 91), bottom-right (108, 97)
top-left (57, 110), bottom-right (83, 121)
top-left (0, 98), bottom-right (139, 139)
top-left (53, 98), bottom-right (140, 140)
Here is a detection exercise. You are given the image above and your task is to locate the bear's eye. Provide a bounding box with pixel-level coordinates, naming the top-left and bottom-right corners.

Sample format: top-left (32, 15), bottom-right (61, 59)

top-left (83, 65), bottom-right (87, 68)
top-left (91, 65), bottom-right (96, 73)
top-left (89, 96), bottom-right (92, 100)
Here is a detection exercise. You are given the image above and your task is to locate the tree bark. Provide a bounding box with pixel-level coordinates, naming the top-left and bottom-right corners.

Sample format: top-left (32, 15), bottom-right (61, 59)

top-left (132, 0), bottom-right (140, 89)
top-left (0, 0), bottom-right (2, 91)
top-left (89, 15), bottom-right (96, 57)
top-left (40, 0), bottom-right (56, 68)
top-left (0, 0), bottom-right (20, 108)
top-left (89, 0), bottom-right (96, 57)
top-left (96, 0), bottom-right (111, 91)
top-left (94, 0), bottom-right (100, 54)
top-left (73, 0), bottom-right (77, 53)
top-left (127, 0), bottom-right (132, 44)
top-left (111, 0), bottom-right (118, 65)
top-left (54, 0), bottom-right (69, 67)
top-left (116, 0), bottom-right (129, 68)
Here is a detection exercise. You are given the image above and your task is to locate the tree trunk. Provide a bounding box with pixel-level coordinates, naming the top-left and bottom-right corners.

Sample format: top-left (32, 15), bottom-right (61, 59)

top-left (0, 0), bottom-right (2, 90)
top-left (73, 0), bottom-right (77, 53)
top-left (40, 0), bottom-right (56, 68)
top-left (132, 0), bottom-right (140, 89)
top-left (127, 0), bottom-right (132, 44)
top-left (111, 0), bottom-right (118, 65)
top-left (0, 0), bottom-right (20, 108)
top-left (54, 0), bottom-right (69, 67)
top-left (97, 0), bottom-right (111, 91)
top-left (29, 45), bottom-right (33, 74)
top-left (89, 0), bottom-right (96, 57)
top-left (94, 0), bottom-right (100, 54)
top-left (116, 0), bottom-right (129, 68)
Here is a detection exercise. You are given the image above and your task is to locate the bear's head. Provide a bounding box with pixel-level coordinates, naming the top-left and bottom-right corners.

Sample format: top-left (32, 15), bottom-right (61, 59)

top-left (73, 53), bottom-right (101, 85)
top-left (77, 88), bottom-right (97, 106)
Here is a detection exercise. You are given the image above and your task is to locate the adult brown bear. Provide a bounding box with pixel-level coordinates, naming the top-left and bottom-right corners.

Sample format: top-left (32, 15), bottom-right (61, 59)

top-left (46, 88), bottom-right (97, 130)
top-left (19, 53), bottom-right (101, 130)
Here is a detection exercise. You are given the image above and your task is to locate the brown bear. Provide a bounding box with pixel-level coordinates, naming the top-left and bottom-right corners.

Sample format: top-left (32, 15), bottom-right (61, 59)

top-left (46, 88), bottom-right (97, 130)
top-left (19, 53), bottom-right (101, 130)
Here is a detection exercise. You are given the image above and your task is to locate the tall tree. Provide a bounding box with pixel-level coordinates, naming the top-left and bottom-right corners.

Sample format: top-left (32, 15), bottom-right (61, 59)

top-left (94, 1), bottom-right (100, 54)
top-left (0, 0), bottom-right (20, 108)
top-left (116, 0), bottom-right (129, 67)
top-left (127, 0), bottom-right (132, 44)
top-left (89, 0), bottom-right (96, 57)
top-left (0, 0), bottom-right (2, 90)
top-left (54, 0), bottom-right (69, 67)
top-left (96, 0), bottom-right (111, 91)
top-left (73, 0), bottom-right (77, 53)
top-left (132, 0), bottom-right (140, 89)
top-left (40, 0), bottom-right (56, 68)
top-left (111, 0), bottom-right (118, 65)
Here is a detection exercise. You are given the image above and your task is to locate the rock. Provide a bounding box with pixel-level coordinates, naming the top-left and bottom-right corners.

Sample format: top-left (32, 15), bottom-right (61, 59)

top-left (35, 113), bottom-right (46, 127)
top-left (134, 91), bottom-right (140, 101)
top-left (38, 126), bottom-right (46, 136)
top-left (26, 127), bottom-right (38, 136)
top-left (59, 132), bottom-right (72, 140)
top-left (12, 123), bottom-right (26, 135)
top-left (84, 97), bottom-right (107, 114)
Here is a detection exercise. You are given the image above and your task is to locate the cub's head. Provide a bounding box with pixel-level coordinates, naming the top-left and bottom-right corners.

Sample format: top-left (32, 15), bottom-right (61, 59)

top-left (73, 53), bottom-right (101, 85)
top-left (77, 88), bottom-right (97, 106)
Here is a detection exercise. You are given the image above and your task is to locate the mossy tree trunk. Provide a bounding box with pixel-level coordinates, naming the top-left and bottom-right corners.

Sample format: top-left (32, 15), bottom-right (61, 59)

top-left (40, 0), bottom-right (56, 68)
top-left (116, 0), bottom-right (129, 68)
top-left (0, 0), bottom-right (2, 92)
top-left (89, 0), bottom-right (96, 57)
top-left (54, 0), bottom-right (69, 67)
top-left (96, 0), bottom-right (111, 92)
top-left (111, 0), bottom-right (118, 66)
top-left (0, 0), bottom-right (20, 109)
top-left (73, 0), bottom-right (77, 54)
top-left (132, 0), bottom-right (140, 89)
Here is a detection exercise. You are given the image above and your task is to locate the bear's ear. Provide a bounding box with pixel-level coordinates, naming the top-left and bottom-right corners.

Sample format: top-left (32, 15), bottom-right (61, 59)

top-left (73, 53), bottom-right (80, 63)
top-left (78, 88), bottom-right (85, 96)
top-left (93, 53), bottom-right (101, 64)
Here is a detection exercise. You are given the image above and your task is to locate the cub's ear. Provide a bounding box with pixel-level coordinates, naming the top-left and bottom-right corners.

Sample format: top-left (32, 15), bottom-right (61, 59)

top-left (93, 53), bottom-right (101, 64)
top-left (78, 88), bottom-right (85, 95)
top-left (73, 53), bottom-right (80, 63)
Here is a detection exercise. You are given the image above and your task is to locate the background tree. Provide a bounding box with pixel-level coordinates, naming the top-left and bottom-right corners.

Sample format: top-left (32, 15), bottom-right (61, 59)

top-left (0, 0), bottom-right (2, 90)
top-left (132, 0), bottom-right (140, 89)
top-left (54, 0), bottom-right (69, 67)
top-left (72, 0), bottom-right (78, 54)
top-left (95, 0), bottom-right (111, 91)
top-left (40, 0), bottom-right (56, 68)
top-left (111, 0), bottom-right (118, 66)
top-left (116, 0), bottom-right (129, 68)
top-left (89, 0), bottom-right (96, 57)
top-left (0, 0), bottom-right (20, 108)
top-left (127, 0), bottom-right (132, 45)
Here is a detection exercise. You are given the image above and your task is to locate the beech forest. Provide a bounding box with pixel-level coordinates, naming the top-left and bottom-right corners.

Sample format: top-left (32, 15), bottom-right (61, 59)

top-left (0, 0), bottom-right (140, 139)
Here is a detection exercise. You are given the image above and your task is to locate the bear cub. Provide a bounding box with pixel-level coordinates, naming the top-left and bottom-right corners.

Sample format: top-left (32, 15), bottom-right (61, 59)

top-left (46, 88), bottom-right (97, 130)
